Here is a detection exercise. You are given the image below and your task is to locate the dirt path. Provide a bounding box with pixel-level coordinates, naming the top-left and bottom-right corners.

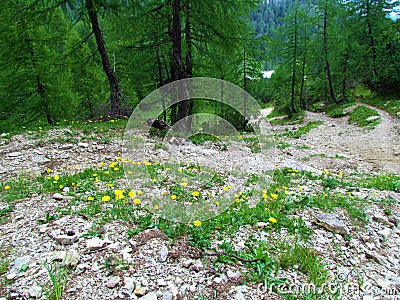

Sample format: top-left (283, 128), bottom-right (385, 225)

top-left (268, 104), bottom-right (400, 175)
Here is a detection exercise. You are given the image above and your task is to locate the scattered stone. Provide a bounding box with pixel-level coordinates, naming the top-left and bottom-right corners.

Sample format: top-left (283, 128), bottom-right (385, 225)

top-left (60, 144), bottom-right (74, 150)
top-left (121, 277), bottom-right (135, 297)
top-left (59, 152), bottom-right (71, 159)
top-left (162, 291), bottom-right (173, 300)
top-left (182, 259), bottom-right (193, 268)
top-left (190, 261), bottom-right (204, 272)
top-left (388, 216), bottom-right (399, 226)
top-left (52, 229), bottom-right (79, 245)
top-left (157, 278), bottom-right (168, 287)
top-left (157, 246), bottom-right (168, 262)
top-left (7, 256), bottom-right (32, 280)
top-left (365, 251), bottom-right (387, 266)
top-left (133, 285), bottom-right (147, 296)
top-left (105, 276), bottom-right (121, 288)
top-left (373, 214), bottom-right (392, 226)
top-left (256, 222), bottom-right (269, 228)
top-left (31, 155), bottom-right (50, 164)
top-left (7, 152), bottom-right (21, 157)
top-left (86, 237), bottom-right (106, 250)
top-left (47, 250), bottom-right (80, 267)
top-left (314, 213), bottom-right (348, 234)
top-left (227, 270), bottom-right (241, 280)
top-left (78, 142), bottom-right (89, 148)
top-left (366, 116), bottom-right (380, 122)
top-left (28, 282), bottom-right (42, 298)
top-left (377, 228), bottom-right (392, 239)
top-left (52, 193), bottom-right (73, 201)
top-left (140, 292), bottom-right (157, 300)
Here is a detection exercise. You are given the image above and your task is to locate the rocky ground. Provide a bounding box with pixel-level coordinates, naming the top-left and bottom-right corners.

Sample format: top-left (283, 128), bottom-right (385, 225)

top-left (0, 105), bottom-right (399, 300)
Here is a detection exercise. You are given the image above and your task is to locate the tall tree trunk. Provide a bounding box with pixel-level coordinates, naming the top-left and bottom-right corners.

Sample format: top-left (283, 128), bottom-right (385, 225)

top-left (290, 2), bottom-right (298, 114)
top-left (86, 0), bottom-right (124, 116)
top-left (341, 47), bottom-right (349, 102)
top-left (185, 2), bottom-right (194, 129)
top-left (156, 49), bottom-right (167, 122)
top-left (170, 0), bottom-right (191, 131)
top-left (323, 0), bottom-right (340, 104)
top-left (243, 46), bottom-right (247, 129)
top-left (366, 0), bottom-right (377, 82)
top-left (299, 22), bottom-right (307, 110)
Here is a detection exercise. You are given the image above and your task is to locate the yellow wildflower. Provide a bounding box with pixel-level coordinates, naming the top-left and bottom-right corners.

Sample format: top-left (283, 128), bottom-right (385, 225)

top-left (128, 191), bottom-right (136, 198)
top-left (134, 199), bottom-right (141, 205)
top-left (192, 191), bottom-right (200, 197)
top-left (4, 186), bottom-right (11, 190)
top-left (171, 195), bottom-right (177, 200)
top-left (102, 195), bottom-right (111, 202)
top-left (270, 193), bottom-right (278, 200)
top-left (268, 217), bottom-right (277, 223)
top-left (193, 220), bottom-right (202, 227)
top-left (87, 196), bottom-right (94, 201)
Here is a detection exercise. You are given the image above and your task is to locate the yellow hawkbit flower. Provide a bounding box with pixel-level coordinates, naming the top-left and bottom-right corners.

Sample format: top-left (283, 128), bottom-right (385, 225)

top-left (134, 199), bottom-right (141, 205)
top-left (87, 196), bottom-right (94, 201)
top-left (102, 195), bottom-right (111, 202)
top-left (181, 182), bottom-right (188, 187)
top-left (270, 193), bottom-right (278, 200)
top-left (223, 185), bottom-right (232, 191)
top-left (193, 220), bottom-right (202, 227)
top-left (138, 191), bottom-right (143, 195)
top-left (128, 191), bottom-right (136, 198)
top-left (192, 191), bottom-right (200, 197)
top-left (171, 195), bottom-right (177, 200)
top-left (268, 217), bottom-right (277, 223)
top-left (114, 189), bottom-right (125, 200)
top-left (4, 185), bottom-right (11, 190)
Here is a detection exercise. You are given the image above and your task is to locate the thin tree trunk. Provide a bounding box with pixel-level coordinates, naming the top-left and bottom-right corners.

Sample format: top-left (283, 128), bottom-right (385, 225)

top-left (299, 22), bottom-right (307, 110)
top-left (366, 0), bottom-right (377, 81)
top-left (185, 2), bottom-right (194, 128)
top-left (243, 46), bottom-right (247, 129)
top-left (323, 0), bottom-right (340, 104)
top-left (290, 2), bottom-right (298, 114)
top-left (156, 49), bottom-right (167, 122)
top-left (341, 47), bottom-right (349, 102)
top-left (86, 0), bottom-right (124, 115)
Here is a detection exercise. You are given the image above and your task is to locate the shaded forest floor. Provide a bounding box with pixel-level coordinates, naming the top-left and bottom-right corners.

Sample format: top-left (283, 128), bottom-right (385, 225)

top-left (0, 103), bottom-right (399, 300)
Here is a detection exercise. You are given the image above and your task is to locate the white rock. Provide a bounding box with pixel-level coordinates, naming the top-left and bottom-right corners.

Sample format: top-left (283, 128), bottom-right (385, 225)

top-left (60, 144), bottom-right (74, 150)
top-left (86, 237), bottom-right (106, 250)
top-left (29, 282), bottom-right (43, 298)
top-left (377, 228), bottom-right (392, 239)
top-left (121, 277), bottom-right (135, 297)
top-left (133, 285), bottom-right (147, 296)
top-left (157, 278), bottom-right (168, 286)
top-left (105, 276), bottom-right (121, 288)
top-left (162, 291), bottom-right (173, 300)
top-left (8, 152), bottom-right (21, 157)
top-left (7, 255), bottom-right (32, 279)
top-left (256, 222), bottom-right (269, 228)
top-left (53, 230), bottom-right (79, 245)
top-left (366, 116), bottom-right (380, 122)
top-left (78, 142), bottom-right (89, 148)
top-left (182, 259), bottom-right (193, 268)
top-left (32, 155), bottom-right (50, 164)
top-left (47, 250), bottom-right (80, 267)
top-left (157, 246), bottom-right (168, 262)
top-left (140, 292), bottom-right (158, 300)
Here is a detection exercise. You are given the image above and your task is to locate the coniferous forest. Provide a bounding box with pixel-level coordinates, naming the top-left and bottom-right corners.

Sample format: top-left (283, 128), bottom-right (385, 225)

top-left (0, 0), bottom-right (399, 131)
